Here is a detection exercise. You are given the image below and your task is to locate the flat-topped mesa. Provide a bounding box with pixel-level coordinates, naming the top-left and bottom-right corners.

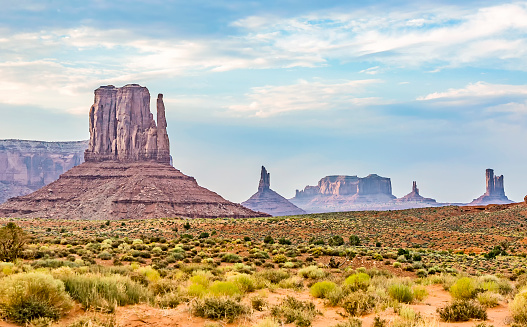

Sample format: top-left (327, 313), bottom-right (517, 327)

top-left (84, 84), bottom-right (171, 164)
top-left (258, 166), bottom-right (270, 191)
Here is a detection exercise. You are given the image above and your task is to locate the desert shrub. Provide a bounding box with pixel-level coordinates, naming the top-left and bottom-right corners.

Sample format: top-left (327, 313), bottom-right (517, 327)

top-left (510, 288), bottom-right (527, 325)
top-left (253, 318), bottom-right (280, 327)
top-left (0, 222), bottom-right (28, 262)
top-left (325, 286), bottom-right (348, 306)
top-left (273, 254), bottom-right (288, 263)
top-left (279, 276), bottom-right (304, 290)
top-left (344, 273), bottom-right (370, 291)
top-left (437, 300), bottom-right (487, 322)
top-left (331, 318), bottom-right (362, 327)
top-left (264, 236), bottom-right (274, 244)
top-left (278, 238), bottom-right (291, 245)
top-left (450, 277), bottom-right (477, 300)
top-left (271, 296), bottom-right (319, 327)
top-left (230, 274), bottom-right (257, 293)
top-left (97, 251), bottom-right (112, 260)
top-left (388, 283), bottom-right (414, 303)
top-left (137, 266), bottom-right (161, 284)
top-left (349, 235), bottom-right (361, 246)
top-left (192, 295), bottom-right (249, 323)
top-left (208, 281), bottom-right (241, 297)
top-left (477, 291), bottom-right (501, 308)
top-left (254, 269), bottom-right (290, 284)
top-left (222, 253), bottom-right (242, 263)
top-left (328, 236), bottom-right (345, 246)
top-left (60, 273), bottom-right (149, 312)
top-left (310, 281), bottom-right (338, 299)
top-left (298, 266), bottom-right (327, 279)
top-left (251, 294), bottom-right (268, 311)
top-left (0, 272), bottom-right (73, 323)
top-left (340, 291), bottom-right (378, 316)
top-left (67, 313), bottom-right (116, 327)
top-left (412, 285), bottom-right (428, 302)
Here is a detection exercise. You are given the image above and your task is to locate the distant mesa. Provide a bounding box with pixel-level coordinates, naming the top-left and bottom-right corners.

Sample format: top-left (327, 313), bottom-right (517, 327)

top-left (396, 181), bottom-right (437, 204)
top-left (241, 166), bottom-right (306, 216)
top-left (469, 169), bottom-right (513, 206)
top-left (0, 84), bottom-right (268, 219)
top-left (290, 174), bottom-right (397, 213)
top-left (0, 140), bottom-right (88, 204)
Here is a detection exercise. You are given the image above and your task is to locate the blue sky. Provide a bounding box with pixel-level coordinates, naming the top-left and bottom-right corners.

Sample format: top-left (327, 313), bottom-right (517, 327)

top-left (2, 0), bottom-right (527, 203)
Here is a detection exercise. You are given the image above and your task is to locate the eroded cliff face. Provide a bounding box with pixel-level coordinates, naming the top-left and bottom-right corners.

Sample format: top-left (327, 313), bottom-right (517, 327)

top-left (84, 84), bottom-right (170, 164)
top-left (291, 174), bottom-right (397, 213)
top-left (0, 140), bottom-right (88, 203)
top-left (295, 174), bottom-right (394, 198)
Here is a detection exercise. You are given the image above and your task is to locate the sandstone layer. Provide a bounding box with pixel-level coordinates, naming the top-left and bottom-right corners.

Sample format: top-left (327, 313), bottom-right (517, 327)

top-left (0, 162), bottom-right (264, 219)
top-left (242, 166), bottom-right (306, 217)
top-left (290, 174), bottom-right (397, 213)
top-left (0, 84), bottom-right (268, 219)
top-left (0, 140), bottom-right (88, 204)
top-left (469, 169), bottom-right (513, 205)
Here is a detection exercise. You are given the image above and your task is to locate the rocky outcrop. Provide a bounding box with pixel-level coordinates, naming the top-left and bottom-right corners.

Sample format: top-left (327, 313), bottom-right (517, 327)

top-left (469, 169), bottom-right (513, 205)
top-left (0, 140), bottom-right (88, 203)
top-left (84, 84), bottom-right (170, 164)
top-left (291, 174), bottom-right (396, 213)
top-left (396, 181), bottom-right (437, 204)
top-left (242, 166), bottom-right (306, 216)
top-left (0, 84), bottom-right (269, 219)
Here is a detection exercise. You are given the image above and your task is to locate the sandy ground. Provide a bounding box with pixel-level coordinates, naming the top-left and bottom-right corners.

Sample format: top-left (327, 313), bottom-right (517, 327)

top-left (0, 284), bottom-right (514, 327)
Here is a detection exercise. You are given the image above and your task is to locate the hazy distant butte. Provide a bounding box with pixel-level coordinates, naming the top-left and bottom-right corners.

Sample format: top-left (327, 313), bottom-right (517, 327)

top-left (242, 166), bottom-right (306, 216)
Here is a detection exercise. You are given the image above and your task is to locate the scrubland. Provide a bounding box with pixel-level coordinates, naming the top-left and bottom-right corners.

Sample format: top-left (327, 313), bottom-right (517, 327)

top-left (0, 203), bottom-right (527, 326)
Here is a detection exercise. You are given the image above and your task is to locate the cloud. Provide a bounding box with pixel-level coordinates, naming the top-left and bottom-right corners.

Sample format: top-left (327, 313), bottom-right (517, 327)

top-left (417, 82), bottom-right (527, 101)
top-left (227, 79), bottom-right (385, 117)
top-left (232, 3), bottom-right (527, 70)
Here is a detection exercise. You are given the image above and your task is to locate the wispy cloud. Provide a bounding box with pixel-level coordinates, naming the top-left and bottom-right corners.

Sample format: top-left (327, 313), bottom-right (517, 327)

top-left (417, 82), bottom-right (527, 100)
top-left (227, 79), bottom-right (385, 117)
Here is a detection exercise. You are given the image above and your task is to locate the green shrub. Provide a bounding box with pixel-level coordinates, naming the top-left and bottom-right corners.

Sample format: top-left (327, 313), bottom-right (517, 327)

top-left (388, 283), bottom-right (414, 303)
top-left (412, 285), bottom-right (428, 302)
top-left (328, 236), bottom-right (345, 246)
top-left (222, 253), bottom-right (242, 263)
top-left (450, 277), bottom-right (477, 300)
top-left (0, 272), bottom-right (73, 323)
top-left (340, 291), bottom-right (377, 316)
top-left (254, 269), bottom-right (290, 284)
top-left (271, 296), bottom-right (319, 327)
top-left (310, 281), bottom-right (338, 299)
top-left (0, 222), bottom-right (28, 262)
top-left (192, 295), bottom-right (249, 323)
top-left (273, 254), bottom-right (288, 263)
top-left (510, 289), bottom-right (527, 325)
top-left (208, 281), bottom-right (241, 297)
top-left (437, 300), bottom-right (487, 322)
top-left (60, 273), bottom-right (149, 312)
top-left (344, 273), bottom-right (370, 291)
top-left (298, 266), bottom-right (327, 279)
top-left (264, 236), bottom-right (274, 244)
top-left (349, 235), bottom-right (361, 246)
top-left (477, 291), bottom-right (501, 308)
top-left (230, 274), bottom-right (257, 293)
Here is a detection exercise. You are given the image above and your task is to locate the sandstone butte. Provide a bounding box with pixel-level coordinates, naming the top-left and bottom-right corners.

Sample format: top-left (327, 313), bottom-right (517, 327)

top-left (0, 84), bottom-right (269, 219)
top-left (469, 168), bottom-right (513, 206)
top-left (396, 181), bottom-right (437, 204)
top-left (241, 166), bottom-right (306, 216)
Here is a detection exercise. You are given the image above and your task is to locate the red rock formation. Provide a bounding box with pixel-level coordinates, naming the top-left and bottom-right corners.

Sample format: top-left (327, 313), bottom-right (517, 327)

top-left (242, 166), bottom-right (306, 217)
top-left (396, 181), bottom-right (437, 204)
top-left (469, 169), bottom-right (512, 205)
top-left (0, 84), bottom-right (269, 219)
top-left (0, 140), bottom-right (88, 204)
top-left (291, 174), bottom-right (396, 213)
top-left (85, 84), bottom-right (170, 164)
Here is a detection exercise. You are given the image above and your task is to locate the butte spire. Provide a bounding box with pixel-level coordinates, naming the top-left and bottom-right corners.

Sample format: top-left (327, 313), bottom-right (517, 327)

top-left (0, 84), bottom-right (269, 219)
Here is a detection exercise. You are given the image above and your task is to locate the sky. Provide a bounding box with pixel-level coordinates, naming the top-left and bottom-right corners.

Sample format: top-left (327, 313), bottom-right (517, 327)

top-left (1, 0), bottom-right (527, 204)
